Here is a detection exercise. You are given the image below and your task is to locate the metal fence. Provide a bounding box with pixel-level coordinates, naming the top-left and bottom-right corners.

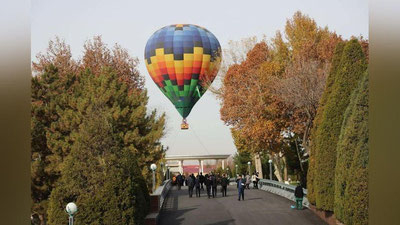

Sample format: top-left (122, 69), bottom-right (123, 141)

top-left (229, 178), bottom-right (309, 208)
top-left (153, 179), bottom-right (172, 210)
top-left (258, 179), bottom-right (308, 196)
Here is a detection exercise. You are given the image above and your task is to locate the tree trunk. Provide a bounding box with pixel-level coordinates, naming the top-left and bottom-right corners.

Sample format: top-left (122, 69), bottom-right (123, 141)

top-left (254, 153), bottom-right (263, 178)
top-left (272, 153), bottom-right (284, 182)
top-left (283, 156), bottom-right (288, 181)
top-left (294, 138), bottom-right (304, 173)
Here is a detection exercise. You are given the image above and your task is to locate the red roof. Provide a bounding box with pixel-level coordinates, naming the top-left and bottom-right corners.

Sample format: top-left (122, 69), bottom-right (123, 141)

top-left (182, 165), bottom-right (217, 175)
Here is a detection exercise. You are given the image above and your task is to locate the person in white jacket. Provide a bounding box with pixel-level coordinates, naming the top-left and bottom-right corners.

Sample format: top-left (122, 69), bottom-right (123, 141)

top-left (251, 173), bottom-right (257, 189)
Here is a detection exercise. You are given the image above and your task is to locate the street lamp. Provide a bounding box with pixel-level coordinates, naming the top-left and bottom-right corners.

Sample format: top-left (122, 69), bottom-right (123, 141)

top-left (166, 164), bottom-right (169, 180)
top-left (160, 162), bottom-right (165, 181)
top-left (247, 161), bottom-right (251, 174)
top-left (235, 164), bottom-right (238, 177)
top-left (66, 202), bottom-right (77, 225)
top-left (268, 159), bottom-right (273, 180)
top-left (150, 163), bottom-right (157, 192)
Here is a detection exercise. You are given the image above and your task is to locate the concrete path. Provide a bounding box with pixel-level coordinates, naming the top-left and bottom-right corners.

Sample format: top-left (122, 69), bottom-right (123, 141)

top-left (159, 185), bottom-right (326, 225)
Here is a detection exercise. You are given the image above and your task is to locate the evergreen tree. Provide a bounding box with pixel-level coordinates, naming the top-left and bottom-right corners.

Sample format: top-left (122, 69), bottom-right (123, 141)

top-left (335, 72), bottom-right (369, 224)
top-left (31, 37), bottom-right (161, 223)
top-left (231, 128), bottom-right (256, 175)
top-left (307, 42), bottom-right (345, 204)
top-left (314, 39), bottom-right (367, 210)
top-left (47, 106), bottom-right (149, 224)
top-left (233, 152), bottom-right (253, 175)
top-left (32, 63), bottom-right (165, 224)
top-left (31, 65), bottom-right (78, 223)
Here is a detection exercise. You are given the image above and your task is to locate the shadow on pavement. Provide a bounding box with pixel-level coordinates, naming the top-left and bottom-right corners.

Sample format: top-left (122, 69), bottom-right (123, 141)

top-left (205, 219), bottom-right (236, 225)
top-left (159, 207), bottom-right (197, 225)
top-left (243, 197), bottom-right (262, 201)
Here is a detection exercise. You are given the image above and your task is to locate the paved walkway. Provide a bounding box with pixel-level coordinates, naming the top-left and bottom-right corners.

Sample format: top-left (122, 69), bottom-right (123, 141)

top-left (159, 185), bottom-right (326, 225)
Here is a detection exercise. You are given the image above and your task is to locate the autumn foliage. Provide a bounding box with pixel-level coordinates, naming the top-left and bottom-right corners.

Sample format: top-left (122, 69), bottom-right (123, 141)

top-left (220, 11), bottom-right (341, 163)
top-left (219, 11), bottom-right (369, 224)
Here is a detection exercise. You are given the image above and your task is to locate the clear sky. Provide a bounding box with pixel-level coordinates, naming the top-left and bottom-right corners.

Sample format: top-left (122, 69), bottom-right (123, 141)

top-left (31, 0), bottom-right (368, 159)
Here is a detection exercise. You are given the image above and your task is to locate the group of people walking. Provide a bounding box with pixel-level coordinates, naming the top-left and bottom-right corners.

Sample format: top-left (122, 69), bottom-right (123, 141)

top-left (174, 171), bottom-right (260, 201)
top-left (175, 172), bottom-right (230, 198)
top-left (173, 171), bottom-right (305, 209)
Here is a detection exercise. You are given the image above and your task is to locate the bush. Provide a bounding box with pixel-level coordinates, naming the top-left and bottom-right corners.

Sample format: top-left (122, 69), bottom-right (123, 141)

top-left (307, 42), bottom-right (345, 204)
top-left (335, 72), bottom-right (369, 224)
top-left (313, 39), bottom-right (367, 211)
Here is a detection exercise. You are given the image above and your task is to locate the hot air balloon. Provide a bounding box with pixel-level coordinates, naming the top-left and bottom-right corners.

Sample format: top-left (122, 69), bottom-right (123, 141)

top-left (144, 24), bottom-right (222, 129)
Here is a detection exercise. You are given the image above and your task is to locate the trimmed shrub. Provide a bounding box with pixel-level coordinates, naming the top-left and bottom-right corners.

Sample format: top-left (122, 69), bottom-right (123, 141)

top-left (313, 39), bottom-right (367, 211)
top-left (335, 72), bottom-right (368, 224)
top-left (307, 42), bottom-right (345, 204)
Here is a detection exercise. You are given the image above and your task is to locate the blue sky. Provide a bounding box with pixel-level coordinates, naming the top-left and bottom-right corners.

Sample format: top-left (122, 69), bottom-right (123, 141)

top-left (31, 0), bottom-right (368, 158)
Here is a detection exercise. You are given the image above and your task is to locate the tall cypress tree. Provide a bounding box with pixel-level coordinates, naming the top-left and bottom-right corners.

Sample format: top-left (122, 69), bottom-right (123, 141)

top-left (334, 72), bottom-right (369, 224)
top-left (307, 42), bottom-right (345, 204)
top-left (314, 39), bottom-right (367, 210)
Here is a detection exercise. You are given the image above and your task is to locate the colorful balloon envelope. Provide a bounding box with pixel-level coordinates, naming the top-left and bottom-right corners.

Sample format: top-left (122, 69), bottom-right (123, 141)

top-left (144, 24), bottom-right (221, 126)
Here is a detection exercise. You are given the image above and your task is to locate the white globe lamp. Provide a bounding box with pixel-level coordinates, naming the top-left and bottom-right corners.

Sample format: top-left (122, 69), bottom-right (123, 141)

top-left (66, 202), bottom-right (77, 215)
top-left (66, 202), bottom-right (77, 225)
top-left (150, 163), bottom-right (157, 171)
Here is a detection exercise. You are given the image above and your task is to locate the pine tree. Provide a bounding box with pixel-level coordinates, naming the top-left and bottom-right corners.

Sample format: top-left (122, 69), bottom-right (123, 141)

top-left (47, 106), bottom-right (149, 224)
top-left (307, 42), bottom-right (345, 204)
top-left (314, 39), bottom-right (367, 211)
top-left (335, 72), bottom-right (369, 224)
top-left (31, 65), bottom-right (78, 223)
top-left (32, 43), bottom-right (165, 223)
top-left (31, 37), bottom-right (162, 223)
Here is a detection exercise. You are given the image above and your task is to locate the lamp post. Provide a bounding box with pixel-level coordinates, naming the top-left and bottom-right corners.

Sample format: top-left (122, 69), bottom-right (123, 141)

top-left (150, 163), bottom-right (157, 193)
top-left (268, 159), bottom-right (273, 180)
top-left (160, 162), bottom-right (164, 181)
top-left (235, 164), bottom-right (238, 177)
top-left (247, 161), bottom-right (251, 174)
top-left (66, 202), bottom-right (77, 225)
top-left (166, 164), bottom-right (170, 180)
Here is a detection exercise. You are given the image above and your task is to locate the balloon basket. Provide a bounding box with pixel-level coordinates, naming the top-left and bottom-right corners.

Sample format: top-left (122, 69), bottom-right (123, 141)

top-left (181, 120), bottom-right (189, 130)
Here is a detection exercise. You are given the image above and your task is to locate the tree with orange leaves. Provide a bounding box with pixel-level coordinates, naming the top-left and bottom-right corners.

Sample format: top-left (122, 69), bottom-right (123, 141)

top-left (219, 11), bottom-right (342, 183)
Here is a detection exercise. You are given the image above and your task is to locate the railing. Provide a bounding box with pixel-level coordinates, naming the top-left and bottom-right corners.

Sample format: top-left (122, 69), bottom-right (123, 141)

top-left (229, 178), bottom-right (309, 208)
top-left (145, 179), bottom-right (172, 225)
top-left (258, 179), bottom-right (308, 196)
top-left (258, 179), bottom-right (309, 208)
top-left (152, 179), bottom-right (172, 210)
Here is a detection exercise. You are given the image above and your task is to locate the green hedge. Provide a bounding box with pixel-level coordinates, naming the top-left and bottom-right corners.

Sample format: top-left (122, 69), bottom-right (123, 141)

top-left (335, 71), bottom-right (369, 224)
top-left (307, 42), bottom-right (345, 204)
top-left (313, 39), bottom-right (367, 211)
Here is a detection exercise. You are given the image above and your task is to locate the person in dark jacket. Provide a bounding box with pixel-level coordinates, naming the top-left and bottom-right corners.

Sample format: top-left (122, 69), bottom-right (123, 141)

top-left (237, 175), bottom-right (245, 201)
top-left (211, 173), bottom-right (217, 198)
top-left (187, 174), bottom-right (195, 197)
top-left (294, 183), bottom-right (304, 210)
top-left (177, 173), bottom-right (183, 190)
top-left (195, 175), bottom-right (201, 197)
top-left (199, 172), bottom-right (205, 190)
top-left (220, 174), bottom-right (229, 197)
top-left (205, 174), bottom-right (211, 198)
